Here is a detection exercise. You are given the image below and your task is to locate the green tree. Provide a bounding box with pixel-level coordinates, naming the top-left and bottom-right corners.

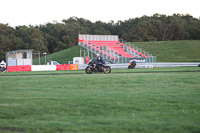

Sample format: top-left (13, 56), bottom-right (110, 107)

top-left (15, 26), bottom-right (49, 54)
top-left (0, 24), bottom-right (23, 60)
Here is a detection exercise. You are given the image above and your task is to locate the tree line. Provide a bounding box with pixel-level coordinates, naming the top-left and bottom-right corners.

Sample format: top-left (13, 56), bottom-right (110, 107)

top-left (0, 14), bottom-right (200, 60)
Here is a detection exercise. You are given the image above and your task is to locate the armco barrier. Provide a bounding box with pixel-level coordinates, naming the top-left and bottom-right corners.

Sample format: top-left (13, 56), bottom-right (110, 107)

top-left (78, 62), bottom-right (200, 69)
top-left (7, 65), bottom-right (31, 72)
top-left (56, 64), bottom-right (71, 70)
top-left (150, 62), bottom-right (200, 67)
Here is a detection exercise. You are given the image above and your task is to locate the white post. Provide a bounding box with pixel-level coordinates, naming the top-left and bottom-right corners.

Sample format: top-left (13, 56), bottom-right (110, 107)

top-left (39, 52), bottom-right (41, 65)
top-left (43, 52), bottom-right (47, 65)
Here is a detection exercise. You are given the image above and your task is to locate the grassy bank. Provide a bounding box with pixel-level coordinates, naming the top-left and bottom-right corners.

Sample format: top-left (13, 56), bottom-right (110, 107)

top-left (132, 40), bottom-right (200, 62)
top-left (34, 45), bottom-right (81, 65)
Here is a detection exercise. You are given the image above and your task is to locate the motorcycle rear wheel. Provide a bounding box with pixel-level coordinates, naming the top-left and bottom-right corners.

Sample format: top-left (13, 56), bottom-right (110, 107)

top-left (0, 67), bottom-right (6, 73)
top-left (128, 65), bottom-right (135, 69)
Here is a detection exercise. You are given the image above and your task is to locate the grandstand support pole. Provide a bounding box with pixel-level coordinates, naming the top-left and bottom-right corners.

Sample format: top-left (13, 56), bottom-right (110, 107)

top-left (80, 47), bottom-right (81, 57)
top-left (84, 50), bottom-right (85, 63)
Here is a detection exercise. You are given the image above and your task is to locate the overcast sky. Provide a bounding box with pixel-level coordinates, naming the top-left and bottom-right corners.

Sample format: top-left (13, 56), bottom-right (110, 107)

top-left (1, 0), bottom-right (200, 27)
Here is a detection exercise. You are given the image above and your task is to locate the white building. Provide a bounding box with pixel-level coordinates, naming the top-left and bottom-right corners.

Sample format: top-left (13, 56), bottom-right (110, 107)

top-left (6, 49), bottom-right (34, 66)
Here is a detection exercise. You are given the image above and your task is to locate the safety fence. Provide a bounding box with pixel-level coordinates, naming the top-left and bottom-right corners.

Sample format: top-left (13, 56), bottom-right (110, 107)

top-left (78, 62), bottom-right (200, 69)
top-left (6, 62), bottom-right (200, 72)
top-left (7, 64), bottom-right (78, 72)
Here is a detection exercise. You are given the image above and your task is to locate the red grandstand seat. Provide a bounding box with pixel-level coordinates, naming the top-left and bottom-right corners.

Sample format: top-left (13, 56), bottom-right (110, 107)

top-left (138, 52), bottom-right (142, 55)
top-left (95, 48), bottom-right (100, 51)
top-left (91, 46), bottom-right (96, 49)
top-left (107, 49), bottom-right (111, 52)
top-left (115, 50), bottom-right (120, 53)
top-left (88, 44), bottom-right (92, 47)
top-left (142, 54), bottom-right (146, 57)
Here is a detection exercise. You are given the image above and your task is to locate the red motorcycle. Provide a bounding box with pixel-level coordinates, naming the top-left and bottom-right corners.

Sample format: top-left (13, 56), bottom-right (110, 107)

top-left (128, 61), bottom-right (136, 69)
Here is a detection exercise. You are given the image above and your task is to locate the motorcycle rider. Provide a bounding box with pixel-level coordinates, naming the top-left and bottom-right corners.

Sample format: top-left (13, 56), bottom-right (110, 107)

top-left (94, 54), bottom-right (105, 71)
top-left (128, 59), bottom-right (136, 69)
top-left (130, 59), bottom-right (136, 66)
top-left (0, 60), bottom-right (7, 72)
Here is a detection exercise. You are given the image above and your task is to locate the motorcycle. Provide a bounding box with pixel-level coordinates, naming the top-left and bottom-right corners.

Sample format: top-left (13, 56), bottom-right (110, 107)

top-left (128, 61), bottom-right (136, 69)
top-left (0, 61), bottom-right (7, 73)
top-left (85, 59), bottom-right (111, 74)
top-left (0, 66), bottom-right (6, 73)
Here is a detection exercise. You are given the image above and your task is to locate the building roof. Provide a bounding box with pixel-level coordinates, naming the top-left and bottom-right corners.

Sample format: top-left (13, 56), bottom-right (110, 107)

top-left (6, 49), bottom-right (34, 54)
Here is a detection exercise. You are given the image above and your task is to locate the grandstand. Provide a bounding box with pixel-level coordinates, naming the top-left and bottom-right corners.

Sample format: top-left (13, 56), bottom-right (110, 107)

top-left (78, 34), bottom-right (156, 64)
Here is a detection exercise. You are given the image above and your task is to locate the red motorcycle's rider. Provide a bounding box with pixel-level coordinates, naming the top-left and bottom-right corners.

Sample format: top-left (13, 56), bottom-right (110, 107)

top-left (130, 59), bottom-right (136, 66)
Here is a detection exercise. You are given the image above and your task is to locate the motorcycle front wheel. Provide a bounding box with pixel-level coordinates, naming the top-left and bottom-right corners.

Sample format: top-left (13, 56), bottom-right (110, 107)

top-left (85, 66), bottom-right (93, 74)
top-left (103, 66), bottom-right (111, 74)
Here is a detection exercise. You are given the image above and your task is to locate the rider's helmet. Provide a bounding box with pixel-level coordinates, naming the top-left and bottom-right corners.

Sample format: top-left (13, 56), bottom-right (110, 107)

top-left (96, 54), bottom-right (100, 57)
top-left (0, 60), bottom-right (6, 67)
top-left (95, 54), bottom-right (101, 61)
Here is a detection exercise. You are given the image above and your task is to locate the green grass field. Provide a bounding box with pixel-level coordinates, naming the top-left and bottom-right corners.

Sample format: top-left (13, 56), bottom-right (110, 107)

top-left (0, 67), bottom-right (200, 132)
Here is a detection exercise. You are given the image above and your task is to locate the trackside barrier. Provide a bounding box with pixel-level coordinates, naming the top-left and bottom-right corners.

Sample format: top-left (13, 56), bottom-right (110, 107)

top-left (136, 65), bottom-right (154, 68)
top-left (78, 62), bottom-right (200, 70)
top-left (56, 64), bottom-right (71, 70)
top-left (7, 65), bottom-right (31, 72)
top-left (6, 63), bottom-right (199, 72)
top-left (70, 64), bottom-right (78, 70)
top-left (7, 64), bottom-right (78, 72)
top-left (32, 65), bottom-right (56, 71)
